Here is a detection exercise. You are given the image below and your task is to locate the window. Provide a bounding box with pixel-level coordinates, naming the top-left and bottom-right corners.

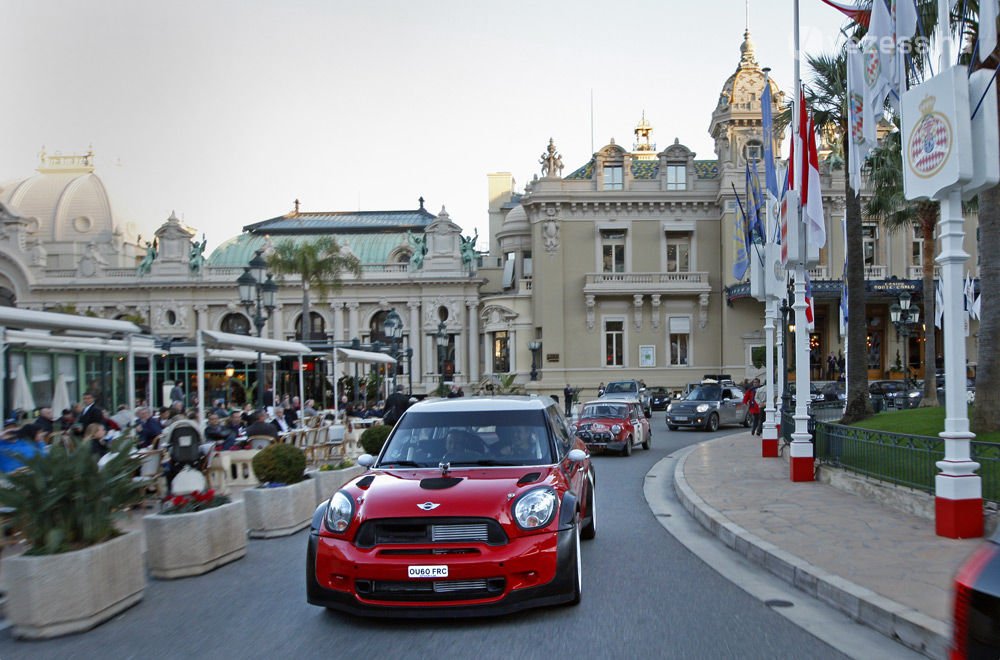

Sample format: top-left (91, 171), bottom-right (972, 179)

top-left (603, 165), bottom-right (623, 190)
top-left (502, 252), bottom-right (516, 289)
top-left (220, 313), bottom-right (250, 336)
top-left (745, 142), bottom-right (762, 162)
top-left (492, 331), bottom-right (510, 373)
top-left (910, 226), bottom-right (922, 267)
top-left (665, 233), bottom-right (690, 272)
top-left (604, 319), bottom-right (624, 367)
top-left (668, 316), bottom-right (690, 366)
top-left (296, 312), bottom-right (326, 341)
top-left (862, 224), bottom-right (879, 267)
top-left (601, 230), bottom-right (626, 273)
top-left (666, 165), bottom-right (686, 191)
top-left (523, 250), bottom-right (533, 278)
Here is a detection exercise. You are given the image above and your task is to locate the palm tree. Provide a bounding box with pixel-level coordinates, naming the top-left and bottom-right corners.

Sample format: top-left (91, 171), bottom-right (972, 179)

top-left (267, 237), bottom-right (361, 342)
top-left (864, 130), bottom-right (939, 406)
top-left (805, 50), bottom-right (873, 422)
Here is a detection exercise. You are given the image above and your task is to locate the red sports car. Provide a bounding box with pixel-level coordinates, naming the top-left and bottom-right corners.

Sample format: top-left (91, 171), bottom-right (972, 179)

top-left (307, 396), bottom-right (597, 617)
top-left (572, 399), bottom-right (651, 456)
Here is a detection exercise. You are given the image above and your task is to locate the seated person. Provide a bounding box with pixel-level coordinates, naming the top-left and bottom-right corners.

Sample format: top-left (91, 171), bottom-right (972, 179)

top-left (204, 412), bottom-right (236, 449)
top-left (224, 411), bottom-right (245, 439)
top-left (83, 422), bottom-right (109, 457)
top-left (245, 410), bottom-right (279, 439)
top-left (272, 406), bottom-right (292, 434)
top-left (33, 407), bottom-right (55, 434)
top-left (0, 423), bottom-right (47, 473)
top-left (442, 429), bottom-right (485, 462)
top-left (499, 426), bottom-right (543, 461)
top-left (135, 406), bottom-right (163, 449)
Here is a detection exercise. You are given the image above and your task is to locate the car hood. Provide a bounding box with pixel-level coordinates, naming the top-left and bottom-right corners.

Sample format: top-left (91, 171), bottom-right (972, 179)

top-left (576, 417), bottom-right (628, 428)
top-left (669, 400), bottom-right (719, 413)
top-left (344, 467), bottom-right (559, 522)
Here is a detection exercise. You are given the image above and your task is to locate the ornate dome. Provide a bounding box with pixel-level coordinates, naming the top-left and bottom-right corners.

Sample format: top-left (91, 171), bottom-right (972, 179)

top-left (717, 30), bottom-right (781, 107)
top-left (501, 204), bottom-right (528, 233)
top-left (0, 150), bottom-right (131, 243)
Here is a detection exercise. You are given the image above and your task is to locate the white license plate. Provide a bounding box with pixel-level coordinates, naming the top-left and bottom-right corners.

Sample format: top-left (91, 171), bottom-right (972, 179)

top-left (674, 416), bottom-right (688, 422)
top-left (408, 565), bottom-right (448, 579)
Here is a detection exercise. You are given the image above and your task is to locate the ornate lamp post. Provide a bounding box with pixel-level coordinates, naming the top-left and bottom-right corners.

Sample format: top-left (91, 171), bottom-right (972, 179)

top-left (436, 321), bottom-right (448, 396)
top-left (237, 249), bottom-right (278, 409)
top-left (382, 308), bottom-right (403, 394)
top-left (528, 340), bottom-right (542, 381)
top-left (889, 291), bottom-right (921, 406)
top-left (405, 348), bottom-right (414, 395)
top-left (224, 361), bottom-right (235, 408)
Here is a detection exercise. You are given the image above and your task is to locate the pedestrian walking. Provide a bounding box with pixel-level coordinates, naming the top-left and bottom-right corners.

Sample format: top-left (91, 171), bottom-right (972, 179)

top-left (743, 378), bottom-right (762, 436)
top-left (564, 384), bottom-right (574, 418)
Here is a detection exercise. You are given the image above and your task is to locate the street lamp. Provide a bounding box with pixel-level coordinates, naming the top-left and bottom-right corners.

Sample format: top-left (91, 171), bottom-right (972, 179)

top-left (237, 249), bottom-right (278, 409)
top-left (382, 308), bottom-right (403, 394)
top-left (224, 362), bottom-right (235, 408)
top-left (889, 291), bottom-right (920, 406)
top-left (436, 321), bottom-right (448, 396)
top-left (779, 296), bottom-right (793, 417)
top-left (528, 340), bottom-right (542, 381)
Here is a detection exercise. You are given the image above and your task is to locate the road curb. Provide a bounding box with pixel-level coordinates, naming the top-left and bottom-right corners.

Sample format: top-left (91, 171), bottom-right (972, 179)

top-left (671, 441), bottom-right (949, 659)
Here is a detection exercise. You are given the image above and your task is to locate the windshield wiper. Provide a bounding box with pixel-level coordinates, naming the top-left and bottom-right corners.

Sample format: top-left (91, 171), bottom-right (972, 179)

top-left (379, 460), bottom-right (422, 468)
top-left (447, 459), bottom-right (520, 467)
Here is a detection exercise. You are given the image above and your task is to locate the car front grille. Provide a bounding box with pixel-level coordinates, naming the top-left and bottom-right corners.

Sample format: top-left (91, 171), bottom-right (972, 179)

top-left (355, 517), bottom-right (508, 548)
top-left (356, 577), bottom-right (506, 601)
top-left (576, 430), bottom-right (612, 442)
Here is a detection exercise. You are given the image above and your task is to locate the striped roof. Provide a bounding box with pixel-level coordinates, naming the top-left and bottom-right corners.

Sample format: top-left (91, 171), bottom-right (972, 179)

top-left (243, 207), bottom-right (436, 234)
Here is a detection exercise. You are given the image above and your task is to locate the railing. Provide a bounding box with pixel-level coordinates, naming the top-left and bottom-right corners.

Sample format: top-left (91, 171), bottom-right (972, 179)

top-left (864, 265), bottom-right (887, 279)
top-left (584, 271), bottom-right (709, 295)
top-left (778, 400), bottom-right (842, 446)
top-left (807, 266), bottom-right (829, 280)
top-left (814, 422), bottom-right (1000, 504)
top-left (907, 265), bottom-right (941, 280)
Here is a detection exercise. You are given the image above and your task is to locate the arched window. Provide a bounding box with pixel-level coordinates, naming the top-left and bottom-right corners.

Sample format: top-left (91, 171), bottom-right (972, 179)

top-left (220, 313), bottom-right (251, 336)
top-left (0, 287), bottom-right (16, 307)
top-left (369, 310), bottom-right (390, 344)
top-left (295, 312), bottom-right (326, 341)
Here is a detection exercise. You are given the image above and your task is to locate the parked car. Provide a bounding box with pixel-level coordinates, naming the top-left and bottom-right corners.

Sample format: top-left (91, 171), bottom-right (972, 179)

top-left (951, 526), bottom-right (1000, 658)
top-left (819, 381), bottom-right (845, 402)
top-left (307, 396), bottom-right (595, 616)
top-left (572, 399), bottom-right (651, 456)
top-left (648, 387), bottom-right (671, 411)
top-left (931, 375), bottom-right (976, 405)
top-left (787, 382), bottom-right (824, 404)
top-left (869, 380), bottom-right (922, 409)
top-left (601, 380), bottom-right (651, 418)
top-left (665, 381), bottom-right (750, 431)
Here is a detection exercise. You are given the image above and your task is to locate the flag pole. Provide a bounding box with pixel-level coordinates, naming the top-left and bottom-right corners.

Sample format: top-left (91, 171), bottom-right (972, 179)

top-left (790, 0), bottom-right (815, 481)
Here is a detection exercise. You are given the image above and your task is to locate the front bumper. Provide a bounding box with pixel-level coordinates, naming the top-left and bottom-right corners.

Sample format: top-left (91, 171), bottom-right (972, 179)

top-left (576, 431), bottom-right (626, 453)
top-left (666, 412), bottom-right (711, 427)
top-left (307, 526), bottom-right (577, 617)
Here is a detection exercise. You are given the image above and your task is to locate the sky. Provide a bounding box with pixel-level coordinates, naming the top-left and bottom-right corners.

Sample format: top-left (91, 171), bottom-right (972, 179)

top-left (1, 0), bottom-right (849, 253)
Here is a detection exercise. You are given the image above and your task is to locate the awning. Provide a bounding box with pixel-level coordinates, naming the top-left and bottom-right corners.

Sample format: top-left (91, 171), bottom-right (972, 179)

top-left (170, 346), bottom-right (280, 363)
top-left (200, 330), bottom-right (310, 355)
top-left (4, 329), bottom-right (160, 355)
top-left (0, 306), bottom-right (141, 335)
top-left (336, 347), bottom-right (397, 364)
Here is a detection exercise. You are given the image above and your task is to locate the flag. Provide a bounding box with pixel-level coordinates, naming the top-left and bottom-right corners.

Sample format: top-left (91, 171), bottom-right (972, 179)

top-left (746, 160), bottom-right (766, 244)
top-left (861, 0), bottom-right (894, 144)
top-left (732, 188), bottom-right (751, 280)
top-left (805, 273), bottom-right (815, 332)
top-left (981, 0), bottom-right (999, 63)
top-left (761, 78), bottom-right (779, 199)
top-left (964, 272), bottom-right (976, 319)
top-left (805, 114), bottom-right (826, 248)
top-left (817, 0), bottom-right (871, 27)
top-left (935, 279), bottom-right (944, 329)
top-left (846, 41), bottom-right (868, 194)
top-left (893, 0), bottom-right (918, 41)
top-left (839, 282), bottom-right (848, 336)
top-left (973, 291), bottom-right (982, 320)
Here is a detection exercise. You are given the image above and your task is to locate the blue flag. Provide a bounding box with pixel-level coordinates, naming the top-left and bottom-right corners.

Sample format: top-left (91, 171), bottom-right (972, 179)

top-left (731, 186), bottom-right (750, 280)
top-left (761, 80), bottom-right (779, 199)
top-left (746, 160), bottom-right (766, 245)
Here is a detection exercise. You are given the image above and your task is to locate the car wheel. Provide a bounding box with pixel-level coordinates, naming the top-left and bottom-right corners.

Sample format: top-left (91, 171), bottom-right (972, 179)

top-left (667, 424), bottom-right (678, 431)
top-left (568, 521), bottom-right (582, 605)
top-left (581, 472), bottom-right (597, 540)
top-left (622, 435), bottom-right (632, 456)
top-left (705, 413), bottom-right (719, 432)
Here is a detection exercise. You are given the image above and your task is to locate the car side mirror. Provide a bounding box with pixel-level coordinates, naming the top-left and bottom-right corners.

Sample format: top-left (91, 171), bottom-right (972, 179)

top-left (358, 453), bottom-right (375, 468)
top-left (567, 448), bottom-right (588, 463)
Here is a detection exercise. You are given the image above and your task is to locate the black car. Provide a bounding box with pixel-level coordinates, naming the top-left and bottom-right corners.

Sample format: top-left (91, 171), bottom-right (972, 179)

top-left (869, 380), bottom-right (922, 409)
top-left (952, 526), bottom-right (1000, 658)
top-left (648, 387), bottom-right (671, 411)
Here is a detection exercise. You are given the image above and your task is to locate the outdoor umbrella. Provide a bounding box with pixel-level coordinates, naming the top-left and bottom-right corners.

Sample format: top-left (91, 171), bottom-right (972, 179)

top-left (51, 373), bottom-right (71, 415)
top-left (12, 363), bottom-right (35, 414)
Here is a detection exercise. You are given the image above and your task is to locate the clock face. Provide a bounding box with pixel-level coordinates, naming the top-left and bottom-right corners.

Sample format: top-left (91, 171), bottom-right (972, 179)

top-left (773, 259), bottom-right (785, 283)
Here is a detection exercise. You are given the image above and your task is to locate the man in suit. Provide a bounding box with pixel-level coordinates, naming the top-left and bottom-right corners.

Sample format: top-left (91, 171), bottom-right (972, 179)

top-left (76, 392), bottom-right (105, 430)
top-left (33, 407), bottom-right (54, 434)
top-left (244, 410), bottom-right (278, 439)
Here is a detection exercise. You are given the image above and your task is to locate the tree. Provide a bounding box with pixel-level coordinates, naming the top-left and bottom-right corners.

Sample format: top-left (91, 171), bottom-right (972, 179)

top-left (864, 130), bottom-right (939, 406)
top-left (805, 50), bottom-right (872, 422)
top-left (266, 237), bottom-right (361, 342)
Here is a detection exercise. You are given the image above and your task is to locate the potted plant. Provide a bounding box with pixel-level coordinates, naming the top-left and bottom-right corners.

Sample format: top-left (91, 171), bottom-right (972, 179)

top-left (143, 489), bottom-right (247, 579)
top-left (0, 436), bottom-right (145, 639)
top-left (243, 443), bottom-right (313, 538)
top-left (309, 458), bottom-right (364, 506)
top-left (360, 424), bottom-right (392, 456)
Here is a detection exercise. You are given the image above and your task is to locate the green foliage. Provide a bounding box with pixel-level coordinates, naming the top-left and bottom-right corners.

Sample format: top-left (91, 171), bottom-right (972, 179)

top-left (0, 435), bottom-right (143, 555)
top-left (251, 443), bottom-right (306, 485)
top-left (366, 373), bottom-right (383, 404)
top-left (266, 236), bottom-right (361, 302)
top-left (360, 424), bottom-right (392, 455)
top-left (751, 346), bottom-right (766, 370)
top-left (319, 458), bottom-right (354, 471)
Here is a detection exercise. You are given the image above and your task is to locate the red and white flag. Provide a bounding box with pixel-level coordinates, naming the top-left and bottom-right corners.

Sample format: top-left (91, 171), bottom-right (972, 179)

top-left (805, 114), bottom-right (826, 248)
top-left (817, 0), bottom-right (871, 27)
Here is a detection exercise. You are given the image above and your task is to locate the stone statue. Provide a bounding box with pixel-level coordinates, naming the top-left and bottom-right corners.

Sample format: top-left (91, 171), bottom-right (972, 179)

top-left (137, 239), bottom-right (157, 276)
top-left (460, 229), bottom-right (478, 268)
top-left (539, 138), bottom-right (564, 178)
top-left (189, 234), bottom-right (207, 273)
top-left (407, 231), bottom-right (427, 270)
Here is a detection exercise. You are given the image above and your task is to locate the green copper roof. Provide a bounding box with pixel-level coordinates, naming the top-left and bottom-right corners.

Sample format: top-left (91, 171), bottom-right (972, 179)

top-left (631, 160), bottom-right (658, 180)
top-left (693, 160), bottom-right (719, 179)
top-left (207, 232), bottom-right (412, 268)
top-left (565, 160), bottom-right (595, 180)
top-left (244, 208), bottom-right (436, 234)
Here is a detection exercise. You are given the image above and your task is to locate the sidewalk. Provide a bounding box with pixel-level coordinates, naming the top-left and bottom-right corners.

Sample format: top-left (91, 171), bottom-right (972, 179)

top-left (671, 432), bottom-right (982, 659)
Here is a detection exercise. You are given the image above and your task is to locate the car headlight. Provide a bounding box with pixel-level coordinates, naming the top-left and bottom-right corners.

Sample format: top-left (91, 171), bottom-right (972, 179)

top-left (611, 424), bottom-right (622, 435)
top-left (666, 403), bottom-right (673, 413)
top-left (908, 391), bottom-right (921, 398)
top-left (696, 403), bottom-right (710, 413)
top-left (513, 487), bottom-right (557, 530)
top-left (325, 490), bottom-right (354, 533)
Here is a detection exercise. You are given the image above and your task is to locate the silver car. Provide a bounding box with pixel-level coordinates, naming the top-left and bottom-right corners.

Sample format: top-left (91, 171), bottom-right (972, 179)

top-left (665, 382), bottom-right (750, 431)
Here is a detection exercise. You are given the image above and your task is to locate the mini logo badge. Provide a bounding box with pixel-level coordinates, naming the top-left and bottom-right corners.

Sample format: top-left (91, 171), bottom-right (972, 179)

top-left (417, 502), bottom-right (440, 511)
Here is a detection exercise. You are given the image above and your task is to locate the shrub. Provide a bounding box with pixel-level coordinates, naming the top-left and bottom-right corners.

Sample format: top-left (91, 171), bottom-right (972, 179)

top-left (360, 424), bottom-right (392, 455)
top-left (319, 458), bottom-right (354, 471)
top-left (0, 435), bottom-right (143, 555)
top-left (252, 443), bottom-right (306, 485)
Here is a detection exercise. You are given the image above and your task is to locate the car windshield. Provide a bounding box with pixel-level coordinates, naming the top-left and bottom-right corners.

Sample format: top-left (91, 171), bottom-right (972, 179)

top-left (605, 382), bottom-right (637, 394)
top-left (377, 410), bottom-right (554, 468)
top-left (581, 403), bottom-right (627, 419)
top-left (685, 384), bottom-right (721, 401)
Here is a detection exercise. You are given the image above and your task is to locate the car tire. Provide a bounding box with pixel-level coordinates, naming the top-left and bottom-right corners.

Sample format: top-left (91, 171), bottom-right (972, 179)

top-left (568, 522), bottom-right (582, 605)
top-left (705, 413), bottom-right (719, 432)
top-left (581, 472), bottom-right (597, 540)
top-left (622, 435), bottom-right (632, 457)
top-left (644, 408), bottom-right (652, 419)
top-left (667, 424), bottom-right (678, 431)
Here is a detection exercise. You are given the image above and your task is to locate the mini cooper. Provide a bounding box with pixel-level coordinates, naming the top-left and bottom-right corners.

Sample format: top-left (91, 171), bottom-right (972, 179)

top-left (307, 396), bottom-right (596, 617)
top-left (666, 381), bottom-right (750, 431)
top-left (572, 399), bottom-right (651, 456)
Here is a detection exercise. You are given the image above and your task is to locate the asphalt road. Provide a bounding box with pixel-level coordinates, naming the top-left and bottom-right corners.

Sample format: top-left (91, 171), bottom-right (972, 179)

top-left (0, 417), bottom-right (878, 660)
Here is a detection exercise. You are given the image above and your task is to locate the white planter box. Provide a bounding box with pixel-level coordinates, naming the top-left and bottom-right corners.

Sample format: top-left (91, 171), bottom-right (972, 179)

top-left (244, 477), bottom-right (315, 538)
top-left (309, 465), bottom-right (365, 506)
top-left (144, 500), bottom-right (248, 579)
top-left (3, 530), bottom-right (145, 639)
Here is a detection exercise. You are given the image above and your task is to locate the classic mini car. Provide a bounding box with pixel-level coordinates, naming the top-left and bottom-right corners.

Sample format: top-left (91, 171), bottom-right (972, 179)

top-left (572, 399), bottom-right (651, 456)
top-left (600, 379), bottom-right (652, 418)
top-left (665, 381), bottom-right (750, 431)
top-left (648, 387), bottom-right (671, 411)
top-left (307, 396), bottom-right (596, 617)
top-left (951, 525), bottom-right (1000, 658)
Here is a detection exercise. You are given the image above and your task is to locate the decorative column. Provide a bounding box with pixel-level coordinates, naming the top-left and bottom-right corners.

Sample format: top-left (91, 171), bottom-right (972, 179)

top-left (347, 302), bottom-right (360, 340)
top-left (270, 303), bottom-right (283, 341)
top-left (466, 300), bottom-right (479, 383)
top-left (407, 302), bottom-right (421, 383)
top-left (193, 304), bottom-right (208, 331)
top-left (762, 299), bottom-right (779, 456)
top-left (633, 295), bottom-right (644, 330)
top-left (330, 302), bottom-right (345, 342)
top-left (650, 295), bottom-right (661, 330)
